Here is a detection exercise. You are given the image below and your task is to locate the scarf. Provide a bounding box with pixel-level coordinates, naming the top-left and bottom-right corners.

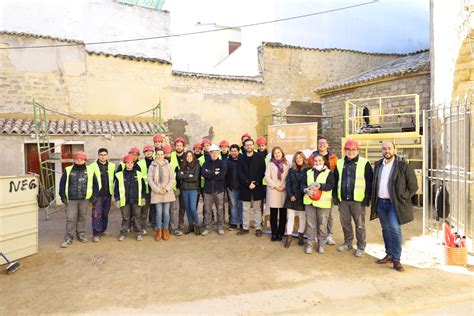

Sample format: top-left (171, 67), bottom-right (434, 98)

top-left (271, 158), bottom-right (285, 180)
top-left (157, 161), bottom-right (165, 184)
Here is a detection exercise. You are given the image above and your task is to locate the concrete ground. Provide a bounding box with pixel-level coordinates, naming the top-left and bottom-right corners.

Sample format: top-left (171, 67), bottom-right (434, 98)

top-left (1, 204), bottom-right (473, 315)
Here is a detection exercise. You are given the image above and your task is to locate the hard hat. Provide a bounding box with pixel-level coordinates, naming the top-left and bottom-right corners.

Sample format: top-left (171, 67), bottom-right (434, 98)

top-left (310, 189), bottom-right (322, 201)
top-left (174, 137), bottom-right (185, 145)
top-left (219, 140), bottom-right (229, 147)
top-left (256, 136), bottom-right (267, 145)
top-left (193, 143), bottom-right (202, 149)
top-left (153, 134), bottom-right (163, 142)
top-left (163, 144), bottom-right (173, 153)
top-left (123, 154), bottom-right (135, 163)
top-left (143, 145), bottom-right (154, 152)
top-left (128, 147), bottom-right (140, 154)
top-left (209, 144), bottom-right (220, 152)
top-left (74, 151), bottom-right (87, 160)
top-left (241, 133), bottom-right (251, 141)
top-left (344, 139), bottom-right (359, 149)
top-left (201, 138), bottom-right (211, 146)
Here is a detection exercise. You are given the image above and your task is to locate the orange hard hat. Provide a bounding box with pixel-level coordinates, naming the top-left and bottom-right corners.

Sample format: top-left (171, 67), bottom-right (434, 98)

top-left (123, 154), bottom-right (135, 163)
top-left (309, 189), bottom-right (322, 201)
top-left (256, 136), bottom-right (267, 145)
top-left (193, 143), bottom-right (202, 149)
top-left (74, 151), bottom-right (87, 160)
top-left (153, 134), bottom-right (164, 142)
top-left (163, 144), bottom-right (173, 153)
top-left (344, 139), bottom-right (359, 149)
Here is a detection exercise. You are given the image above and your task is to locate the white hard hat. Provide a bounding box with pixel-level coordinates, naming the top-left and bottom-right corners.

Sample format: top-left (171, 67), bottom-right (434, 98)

top-left (209, 144), bottom-right (220, 152)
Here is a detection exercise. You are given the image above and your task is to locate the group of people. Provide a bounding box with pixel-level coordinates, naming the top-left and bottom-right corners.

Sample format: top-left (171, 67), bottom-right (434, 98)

top-left (59, 132), bottom-right (418, 272)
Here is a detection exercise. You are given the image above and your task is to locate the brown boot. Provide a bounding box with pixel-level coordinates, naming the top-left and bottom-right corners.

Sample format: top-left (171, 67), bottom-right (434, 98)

top-left (284, 236), bottom-right (292, 248)
top-left (237, 229), bottom-right (249, 235)
top-left (155, 229), bottom-right (162, 241)
top-left (393, 260), bottom-right (404, 272)
top-left (163, 229), bottom-right (169, 241)
top-left (298, 233), bottom-right (304, 246)
top-left (376, 254), bottom-right (393, 264)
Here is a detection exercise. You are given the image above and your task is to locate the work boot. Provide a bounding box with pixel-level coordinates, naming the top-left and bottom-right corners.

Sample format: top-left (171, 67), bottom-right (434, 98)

top-left (298, 233), bottom-right (304, 246)
top-left (276, 235), bottom-right (283, 241)
top-left (354, 249), bottom-right (365, 257)
top-left (155, 229), bottom-right (162, 241)
top-left (78, 235), bottom-right (88, 243)
top-left (237, 229), bottom-right (249, 236)
top-left (376, 254), bottom-right (393, 264)
top-left (195, 225), bottom-right (201, 236)
top-left (393, 260), bottom-right (405, 272)
top-left (284, 236), bottom-right (292, 248)
top-left (228, 224), bottom-right (237, 231)
top-left (185, 225), bottom-right (194, 235)
top-left (255, 230), bottom-right (262, 237)
top-left (337, 244), bottom-right (353, 252)
top-left (318, 245), bottom-right (325, 254)
top-left (61, 238), bottom-right (73, 248)
top-left (163, 229), bottom-right (170, 241)
top-left (305, 243), bottom-right (314, 254)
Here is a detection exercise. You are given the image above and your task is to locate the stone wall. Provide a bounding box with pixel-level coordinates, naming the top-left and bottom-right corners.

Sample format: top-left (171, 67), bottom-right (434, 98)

top-left (319, 73), bottom-right (430, 153)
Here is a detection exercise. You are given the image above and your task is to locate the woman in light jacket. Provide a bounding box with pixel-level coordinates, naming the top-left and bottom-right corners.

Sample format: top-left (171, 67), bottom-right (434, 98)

top-left (265, 146), bottom-right (290, 242)
top-left (148, 148), bottom-right (176, 241)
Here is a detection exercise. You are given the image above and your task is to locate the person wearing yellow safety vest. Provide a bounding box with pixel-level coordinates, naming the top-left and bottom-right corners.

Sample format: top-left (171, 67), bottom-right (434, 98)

top-left (115, 154), bottom-right (147, 242)
top-left (169, 137), bottom-right (187, 236)
top-left (256, 136), bottom-right (268, 157)
top-left (59, 151), bottom-right (99, 248)
top-left (302, 153), bottom-right (335, 254)
top-left (193, 143), bottom-right (203, 159)
top-left (137, 145), bottom-right (155, 235)
top-left (333, 139), bottom-right (373, 258)
top-left (88, 148), bottom-right (116, 243)
top-left (148, 148), bottom-right (176, 241)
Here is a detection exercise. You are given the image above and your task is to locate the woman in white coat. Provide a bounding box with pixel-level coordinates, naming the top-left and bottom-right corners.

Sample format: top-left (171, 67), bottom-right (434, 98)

top-left (265, 146), bottom-right (290, 241)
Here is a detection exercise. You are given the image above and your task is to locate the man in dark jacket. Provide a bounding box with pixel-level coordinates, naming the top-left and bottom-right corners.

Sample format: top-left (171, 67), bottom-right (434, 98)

top-left (226, 144), bottom-right (242, 230)
top-left (370, 141), bottom-right (418, 271)
top-left (237, 138), bottom-right (266, 236)
top-left (59, 151), bottom-right (99, 248)
top-left (201, 144), bottom-right (227, 236)
top-left (333, 139), bottom-right (373, 258)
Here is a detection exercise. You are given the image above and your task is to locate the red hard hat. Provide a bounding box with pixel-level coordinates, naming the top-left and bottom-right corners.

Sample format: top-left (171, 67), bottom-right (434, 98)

top-left (201, 138), bottom-right (211, 146)
top-left (123, 154), bottom-right (135, 163)
top-left (174, 137), bottom-right (185, 145)
top-left (344, 139), bottom-right (359, 149)
top-left (219, 140), bottom-right (229, 147)
top-left (128, 147), bottom-right (140, 154)
top-left (241, 133), bottom-right (251, 141)
top-left (193, 143), bottom-right (202, 149)
top-left (143, 145), bottom-right (154, 152)
top-left (74, 151), bottom-right (87, 160)
top-left (163, 144), bottom-right (173, 153)
top-left (256, 136), bottom-right (267, 145)
top-left (310, 189), bottom-right (323, 201)
top-left (153, 134), bottom-right (163, 142)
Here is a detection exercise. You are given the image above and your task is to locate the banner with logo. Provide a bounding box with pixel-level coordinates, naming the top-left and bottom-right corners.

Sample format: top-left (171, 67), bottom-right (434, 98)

top-left (267, 122), bottom-right (318, 156)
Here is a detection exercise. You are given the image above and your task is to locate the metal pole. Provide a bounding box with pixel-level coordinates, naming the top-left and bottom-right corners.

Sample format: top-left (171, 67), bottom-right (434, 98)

top-left (422, 110), bottom-right (428, 235)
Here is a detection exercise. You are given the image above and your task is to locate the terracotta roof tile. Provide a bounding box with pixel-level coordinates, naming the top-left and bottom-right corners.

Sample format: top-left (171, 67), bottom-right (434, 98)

top-left (0, 118), bottom-right (156, 135)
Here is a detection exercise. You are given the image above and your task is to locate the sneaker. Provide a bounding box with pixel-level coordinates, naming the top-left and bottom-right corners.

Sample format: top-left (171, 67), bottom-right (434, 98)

top-left (337, 244), bottom-right (353, 252)
top-left (142, 229), bottom-right (148, 236)
top-left (93, 236), bottom-right (100, 243)
top-left (318, 245), bottom-right (325, 254)
top-left (354, 249), bottom-right (364, 257)
top-left (101, 231), bottom-right (111, 237)
top-left (201, 229), bottom-right (210, 236)
top-left (228, 224), bottom-right (237, 231)
top-left (78, 236), bottom-right (88, 243)
top-left (118, 235), bottom-right (125, 242)
top-left (136, 235), bottom-right (143, 241)
top-left (174, 230), bottom-right (183, 236)
top-left (61, 239), bottom-right (72, 248)
top-left (217, 229), bottom-right (225, 235)
top-left (305, 244), bottom-right (313, 254)
top-left (326, 236), bottom-right (336, 245)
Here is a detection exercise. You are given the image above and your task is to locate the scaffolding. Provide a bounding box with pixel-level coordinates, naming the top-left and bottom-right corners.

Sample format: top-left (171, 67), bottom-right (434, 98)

top-left (32, 99), bottom-right (164, 219)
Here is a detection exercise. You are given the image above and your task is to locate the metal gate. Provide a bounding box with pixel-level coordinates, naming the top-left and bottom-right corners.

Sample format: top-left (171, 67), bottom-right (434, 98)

top-left (423, 99), bottom-right (473, 251)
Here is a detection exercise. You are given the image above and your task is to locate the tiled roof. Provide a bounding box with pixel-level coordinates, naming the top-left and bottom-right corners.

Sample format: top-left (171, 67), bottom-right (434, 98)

top-left (0, 31), bottom-right (84, 45)
top-left (172, 70), bottom-right (262, 83)
top-left (87, 51), bottom-right (171, 65)
top-left (0, 118), bottom-right (156, 135)
top-left (316, 51), bottom-right (430, 93)
top-left (262, 42), bottom-right (429, 57)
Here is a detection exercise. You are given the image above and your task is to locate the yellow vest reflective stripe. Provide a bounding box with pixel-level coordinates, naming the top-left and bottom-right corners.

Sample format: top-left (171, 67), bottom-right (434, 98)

top-left (262, 153), bottom-right (270, 186)
top-left (88, 161), bottom-right (115, 195)
top-left (115, 170), bottom-right (143, 208)
top-left (303, 169), bottom-right (332, 208)
top-left (170, 152), bottom-right (179, 190)
top-left (198, 155), bottom-right (205, 188)
top-left (137, 159), bottom-right (150, 194)
top-left (336, 157), bottom-right (368, 202)
top-left (65, 165), bottom-right (94, 201)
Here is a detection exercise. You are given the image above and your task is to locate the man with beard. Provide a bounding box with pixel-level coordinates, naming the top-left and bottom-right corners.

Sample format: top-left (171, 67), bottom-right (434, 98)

top-left (170, 137), bottom-right (187, 235)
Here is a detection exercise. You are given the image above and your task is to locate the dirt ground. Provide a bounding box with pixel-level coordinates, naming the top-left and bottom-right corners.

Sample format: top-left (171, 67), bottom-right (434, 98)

top-left (1, 203), bottom-right (473, 315)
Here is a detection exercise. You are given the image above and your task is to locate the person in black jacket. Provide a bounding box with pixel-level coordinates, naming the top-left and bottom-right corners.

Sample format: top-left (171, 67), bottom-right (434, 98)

top-left (201, 144), bottom-right (227, 236)
top-left (226, 144), bottom-right (242, 230)
top-left (283, 151), bottom-right (308, 248)
top-left (59, 151), bottom-right (99, 248)
top-left (370, 141), bottom-right (418, 271)
top-left (177, 151), bottom-right (201, 235)
top-left (237, 138), bottom-right (266, 236)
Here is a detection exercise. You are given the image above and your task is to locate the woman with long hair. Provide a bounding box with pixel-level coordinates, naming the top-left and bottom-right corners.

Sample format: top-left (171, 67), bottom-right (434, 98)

top-left (265, 146), bottom-right (290, 242)
top-left (177, 150), bottom-right (201, 235)
top-left (283, 151), bottom-right (309, 248)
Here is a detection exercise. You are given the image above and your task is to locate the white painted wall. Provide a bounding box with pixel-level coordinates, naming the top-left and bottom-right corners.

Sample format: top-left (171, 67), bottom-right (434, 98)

top-left (430, 0), bottom-right (473, 105)
top-left (0, 0), bottom-right (171, 60)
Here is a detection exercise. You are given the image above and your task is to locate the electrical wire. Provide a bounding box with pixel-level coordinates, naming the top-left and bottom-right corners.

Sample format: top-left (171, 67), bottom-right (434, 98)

top-left (0, 0), bottom-right (379, 50)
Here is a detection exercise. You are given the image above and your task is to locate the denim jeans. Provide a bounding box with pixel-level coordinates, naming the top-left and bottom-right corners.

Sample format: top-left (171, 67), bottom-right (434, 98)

top-left (227, 188), bottom-right (243, 226)
top-left (377, 198), bottom-right (402, 261)
top-left (181, 189), bottom-right (199, 225)
top-left (155, 202), bottom-right (171, 229)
